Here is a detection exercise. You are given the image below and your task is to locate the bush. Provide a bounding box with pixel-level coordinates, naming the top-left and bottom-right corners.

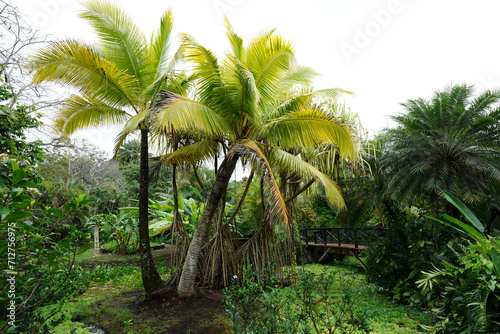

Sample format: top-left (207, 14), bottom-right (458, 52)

top-left (365, 209), bottom-right (455, 307)
top-left (417, 193), bottom-right (500, 333)
top-left (419, 240), bottom-right (500, 333)
top-left (224, 267), bottom-right (369, 333)
top-left (0, 157), bottom-right (91, 333)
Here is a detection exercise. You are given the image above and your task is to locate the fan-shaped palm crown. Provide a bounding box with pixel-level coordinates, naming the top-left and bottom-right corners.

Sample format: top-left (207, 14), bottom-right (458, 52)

top-left (382, 84), bottom-right (500, 206)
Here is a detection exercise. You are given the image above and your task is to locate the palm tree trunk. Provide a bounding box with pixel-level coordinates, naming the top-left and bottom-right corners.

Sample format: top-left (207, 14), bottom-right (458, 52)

top-left (177, 153), bottom-right (239, 297)
top-left (139, 128), bottom-right (165, 295)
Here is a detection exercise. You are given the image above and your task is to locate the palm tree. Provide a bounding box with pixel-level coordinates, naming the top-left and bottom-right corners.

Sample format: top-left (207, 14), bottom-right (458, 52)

top-left (28, 0), bottom-right (182, 294)
top-left (153, 21), bottom-right (359, 297)
top-left (382, 84), bottom-right (500, 212)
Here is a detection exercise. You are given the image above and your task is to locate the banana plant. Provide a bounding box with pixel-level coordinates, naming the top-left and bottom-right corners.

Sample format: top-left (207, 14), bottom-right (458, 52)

top-left (120, 194), bottom-right (206, 237)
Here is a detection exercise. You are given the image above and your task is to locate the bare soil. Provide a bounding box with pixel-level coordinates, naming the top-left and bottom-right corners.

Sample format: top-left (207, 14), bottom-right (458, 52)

top-left (76, 247), bottom-right (230, 333)
top-left (76, 286), bottom-right (229, 334)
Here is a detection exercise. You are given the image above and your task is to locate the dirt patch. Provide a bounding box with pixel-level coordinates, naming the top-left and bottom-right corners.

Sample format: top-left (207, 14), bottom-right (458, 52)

top-left (76, 286), bottom-right (230, 334)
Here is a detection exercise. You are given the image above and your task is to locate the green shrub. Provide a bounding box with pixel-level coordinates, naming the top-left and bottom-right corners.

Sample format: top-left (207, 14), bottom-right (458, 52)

top-left (0, 157), bottom-right (91, 333)
top-left (223, 267), bottom-right (369, 333)
top-left (365, 210), bottom-right (455, 307)
top-left (87, 213), bottom-right (117, 244)
top-left (417, 193), bottom-right (500, 333)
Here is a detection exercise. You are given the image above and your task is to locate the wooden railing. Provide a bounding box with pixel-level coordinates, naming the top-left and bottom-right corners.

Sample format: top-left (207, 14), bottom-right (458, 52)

top-left (301, 227), bottom-right (387, 248)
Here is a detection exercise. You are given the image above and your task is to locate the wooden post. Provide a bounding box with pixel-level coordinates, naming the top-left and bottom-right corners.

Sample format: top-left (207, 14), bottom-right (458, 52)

top-left (354, 228), bottom-right (358, 249)
top-left (93, 222), bottom-right (100, 257)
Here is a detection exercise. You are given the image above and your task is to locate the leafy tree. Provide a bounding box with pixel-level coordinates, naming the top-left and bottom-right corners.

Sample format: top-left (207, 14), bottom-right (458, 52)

top-left (154, 22), bottom-right (358, 296)
top-left (382, 84), bottom-right (500, 214)
top-left (0, 157), bottom-right (90, 333)
top-left (117, 139), bottom-right (141, 165)
top-left (37, 140), bottom-right (125, 213)
top-left (0, 83), bottom-right (45, 164)
top-left (28, 0), bottom-right (184, 294)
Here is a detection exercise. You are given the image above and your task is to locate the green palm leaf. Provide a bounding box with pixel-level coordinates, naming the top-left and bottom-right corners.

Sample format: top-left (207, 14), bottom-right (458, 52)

top-left (54, 94), bottom-right (130, 136)
top-left (224, 17), bottom-right (243, 60)
top-left (81, 0), bottom-right (149, 94)
top-left (158, 139), bottom-right (219, 165)
top-left (257, 108), bottom-right (357, 160)
top-left (270, 148), bottom-right (345, 209)
top-left (244, 32), bottom-right (295, 102)
top-left (29, 40), bottom-right (138, 108)
top-left (235, 139), bottom-right (290, 225)
top-left (153, 92), bottom-right (235, 139)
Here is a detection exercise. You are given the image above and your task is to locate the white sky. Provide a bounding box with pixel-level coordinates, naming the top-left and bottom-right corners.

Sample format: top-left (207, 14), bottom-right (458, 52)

top-left (15, 0), bottom-right (500, 155)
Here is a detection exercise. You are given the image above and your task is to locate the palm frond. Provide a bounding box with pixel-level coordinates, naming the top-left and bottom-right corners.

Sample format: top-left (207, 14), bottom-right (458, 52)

top-left (270, 148), bottom-right (346, 209)
top-left (222, 55), bottom-right (260, 124)
top-left (53, 94), bottom-right (130, 136)
top-left (145, 11), bottom-right (182, 101)
top-left (279, 65), bottom-right (319, 88)
top-left (29, 40), bottom-right (138, 108)
top-left (153, 91), bottom-right (235, 139)
top-left (149, 9), bottom-right (174, 81)
top-left (159, 139), bottom-right (219, 165)
top-left (225, 17), bottom-right (243, 60)
top-left (244, 32), bottom-right (295, 102)
top-left (256, 108), bottom-right (358, 161)
top-left (180, 33), bottom-right (223, 105)
top-left (271, 87), bottom-right (352, 120)
top-left (235, 139), bottom-right (290, 225)
top-left (81, 0), bottom-right (149, 93)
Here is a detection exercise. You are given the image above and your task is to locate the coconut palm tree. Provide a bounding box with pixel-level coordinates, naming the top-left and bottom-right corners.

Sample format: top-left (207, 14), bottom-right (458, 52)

top-left (382, 84), bottom-right (500, 213)
top-left (153, 21), bottom-right (359, 297)
top-left (28, 0), bottom-right (184, 294)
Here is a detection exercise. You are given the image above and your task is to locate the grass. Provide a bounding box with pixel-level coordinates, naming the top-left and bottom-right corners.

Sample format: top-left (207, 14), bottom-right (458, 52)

top-left (41, 251), bottom-right (432, 333)
top-left (295, 260), bottom-right (432, 333)
top-left (226, 258), bottom-right (432, 333)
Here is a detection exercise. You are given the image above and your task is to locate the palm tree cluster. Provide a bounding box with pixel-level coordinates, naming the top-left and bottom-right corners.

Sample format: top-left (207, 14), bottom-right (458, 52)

top-left (29, 0), bottom-right (359, 296)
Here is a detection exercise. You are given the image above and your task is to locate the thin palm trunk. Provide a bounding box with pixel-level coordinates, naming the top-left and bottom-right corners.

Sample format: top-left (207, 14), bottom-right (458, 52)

top-left (139, 128), bottom-right (165, 295)
top-left (177, 153), bottom-right (239, 297)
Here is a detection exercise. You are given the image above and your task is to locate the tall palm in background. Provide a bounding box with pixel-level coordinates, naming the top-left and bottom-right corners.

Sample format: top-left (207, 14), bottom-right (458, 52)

top-left (154, 21), bottom-right (359, 297)
top-left (382, 84), bottom-right (500, 213)
top-left (29, 0), bottom-right (184, 294)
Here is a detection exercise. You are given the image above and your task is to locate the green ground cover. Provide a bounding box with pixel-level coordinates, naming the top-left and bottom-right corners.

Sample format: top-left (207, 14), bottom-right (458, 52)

top-left (36, 251), bottom-right (432, 334)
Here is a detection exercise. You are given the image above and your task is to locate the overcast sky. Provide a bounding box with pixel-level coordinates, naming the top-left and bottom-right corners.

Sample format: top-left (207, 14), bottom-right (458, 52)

top-left (15, 0), bottom-right (500, 155)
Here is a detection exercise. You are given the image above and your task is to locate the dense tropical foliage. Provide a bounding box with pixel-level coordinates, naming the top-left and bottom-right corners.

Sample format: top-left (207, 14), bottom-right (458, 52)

top-left (1, 0), bottom-right (500, 332)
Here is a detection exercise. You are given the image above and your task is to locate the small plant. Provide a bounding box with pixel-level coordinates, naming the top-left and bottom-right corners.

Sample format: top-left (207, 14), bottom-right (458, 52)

top-left (294, 270), bottom-right (370, 334)
top-left (109, 214), bottom-right (139, 254)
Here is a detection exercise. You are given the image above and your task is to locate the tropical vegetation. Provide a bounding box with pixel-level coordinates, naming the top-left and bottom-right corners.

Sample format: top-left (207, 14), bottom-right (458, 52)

top-left (1, 0), bottom-right (500, 332)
